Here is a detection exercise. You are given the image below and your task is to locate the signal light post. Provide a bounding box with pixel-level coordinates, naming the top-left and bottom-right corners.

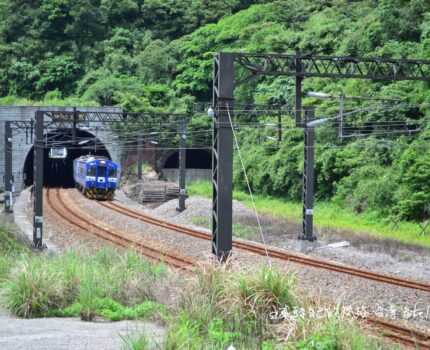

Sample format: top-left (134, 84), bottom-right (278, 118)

top-left (177, 118), bottom-right (187, 212)
top-left (300, 109), bottom-right (316, 241)
top-left (4, 121), bottom-right (13, 213)
top-left (33, 111), bottom-right (44, 249)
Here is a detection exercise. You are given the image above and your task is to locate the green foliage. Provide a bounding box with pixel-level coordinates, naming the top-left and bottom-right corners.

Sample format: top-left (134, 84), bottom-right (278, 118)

top-left (0, 248), bottom-right (166, 320)
top-left (2, 257), bottom-right (76, 318)
top-left (120, 332), bottom-right (151, 350)
top-left (0, 227), bottom-right (28, 282)
top-left (394, 132), bottom-right (430, 220)
top-left (166, 265), bottom-right (296, 349)
top-left (188, 181), bottom-right (430, 248)
top-left (294, 315), bottom-right (389, 350)
top-left (2, 0), bottom-right (430, 225)
top-left (0, 226), bottom-right (27, 255)
top-left (54, 298), bottom-right (166, 322)
top-left (165, 265), bottom-right (390, 349)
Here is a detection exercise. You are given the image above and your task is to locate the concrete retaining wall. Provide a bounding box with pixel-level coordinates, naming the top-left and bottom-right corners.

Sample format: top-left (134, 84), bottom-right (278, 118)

top-left (161, 168), bottom-right (211, 183)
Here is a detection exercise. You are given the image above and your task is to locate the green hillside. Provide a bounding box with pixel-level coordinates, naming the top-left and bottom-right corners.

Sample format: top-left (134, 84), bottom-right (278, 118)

top-left (1, 0), bottom-right (430, 224)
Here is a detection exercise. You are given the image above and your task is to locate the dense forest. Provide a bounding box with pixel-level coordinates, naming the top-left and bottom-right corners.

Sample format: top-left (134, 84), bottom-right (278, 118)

top-left (1, 0), bottom-right (430, 222)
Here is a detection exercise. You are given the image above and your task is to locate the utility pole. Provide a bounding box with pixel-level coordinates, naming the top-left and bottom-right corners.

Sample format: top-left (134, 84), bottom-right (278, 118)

top-left (300, 108), bottom-right (317, 241)
top-left (33, 111), bottom-right (44, 249)
top-left (295, 52), bottom-right (303, 126)
top-left (137, 135), bottom-right (143, 180)
top-left (212, 52), bottom-right (234, 261)
top-left (177, 118), bottom-right (187, 212)
top-left (4, 122), bottom-right (13, 213)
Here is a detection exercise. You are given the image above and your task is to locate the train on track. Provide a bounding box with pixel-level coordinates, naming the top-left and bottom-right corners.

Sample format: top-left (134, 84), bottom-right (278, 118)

top-left (73, 155), bottom-right (119, 200)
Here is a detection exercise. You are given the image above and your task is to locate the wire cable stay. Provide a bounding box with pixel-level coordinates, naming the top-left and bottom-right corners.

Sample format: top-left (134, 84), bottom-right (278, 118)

top-left (226, 104), bottom-right (272, 266)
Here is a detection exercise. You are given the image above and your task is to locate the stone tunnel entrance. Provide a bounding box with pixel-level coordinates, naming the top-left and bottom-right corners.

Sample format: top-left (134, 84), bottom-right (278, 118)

top-left (23, 129), bottom-right (111, 188)
top-left (162, 149), bottom-right (211, 182)
top-left (164, 149), bottom-right (211, 169)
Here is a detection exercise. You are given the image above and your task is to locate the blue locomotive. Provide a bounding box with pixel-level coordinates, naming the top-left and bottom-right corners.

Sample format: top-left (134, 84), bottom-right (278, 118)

top-left (73, 155), bottom-right (120, 200)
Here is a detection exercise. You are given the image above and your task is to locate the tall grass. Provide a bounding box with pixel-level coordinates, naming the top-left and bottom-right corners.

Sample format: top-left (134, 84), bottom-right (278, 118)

top-left (0, 226), bottom-right (29, 283)
top-left (188, 181), bottom-right (430, 248)
top-left (164, 265), bottom-right (390, 349)
top-left (1, 248), bottom-right (167, 320)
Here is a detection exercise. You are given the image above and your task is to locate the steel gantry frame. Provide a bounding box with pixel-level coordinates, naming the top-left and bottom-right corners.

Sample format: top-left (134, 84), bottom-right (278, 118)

top-left (4, 122), bottom-right (13, 213)
top-left (3, 120), bottom-right (36, 213)
top-left (3, 109), bottom-right (188, 249)
top-left (211, 52), bottom-right (430, 259)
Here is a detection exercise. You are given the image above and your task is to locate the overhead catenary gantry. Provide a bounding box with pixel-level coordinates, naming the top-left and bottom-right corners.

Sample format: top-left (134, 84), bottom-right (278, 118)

top-left (211, 52), bottom-right (430, 260)
top-left (4, 109), bottom-right (190, 249)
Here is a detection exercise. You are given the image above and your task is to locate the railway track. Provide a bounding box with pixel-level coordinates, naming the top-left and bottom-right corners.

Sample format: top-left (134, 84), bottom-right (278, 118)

top-left (96, 200), bottom-right (430, 349)
top-left (47, 189), bottom-right (430, 349)
top-left (366, 317), bottom-right (430, 349)
top-left (45, 188), bottom-right (195, 270)
top-left (99, 200), bottom-right (430, 293)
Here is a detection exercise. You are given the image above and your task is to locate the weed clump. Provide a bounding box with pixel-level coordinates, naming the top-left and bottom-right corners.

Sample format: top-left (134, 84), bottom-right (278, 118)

top-left (165, 265), bottom-right (391, 350)
top-left (0, 248), bottom-right (166, 321)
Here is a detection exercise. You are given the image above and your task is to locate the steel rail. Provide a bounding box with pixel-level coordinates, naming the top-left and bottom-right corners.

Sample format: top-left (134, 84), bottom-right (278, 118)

top-left (45, 189), bottom-right (194, 270)
top-left (365, 317), bottom-right (430, 349)
top-left (100, 201), bottom-right (430, 293)
top-left (98, 200), bottom-right (430, 348)
top-left (49, 191), bottom-right (429, 349)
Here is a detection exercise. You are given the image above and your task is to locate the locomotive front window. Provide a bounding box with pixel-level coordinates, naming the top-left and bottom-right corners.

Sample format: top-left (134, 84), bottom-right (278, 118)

top-left (98, 166), bottom-right (106, 177)
top-left (88, 166), bottom-right (96, 176)
top-left (108, 167), bottom-right (117, 177)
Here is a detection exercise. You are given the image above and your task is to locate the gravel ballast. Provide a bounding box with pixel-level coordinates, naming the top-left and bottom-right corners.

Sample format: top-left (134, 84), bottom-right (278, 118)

top-left (57, 189), bottom-right (430, 332)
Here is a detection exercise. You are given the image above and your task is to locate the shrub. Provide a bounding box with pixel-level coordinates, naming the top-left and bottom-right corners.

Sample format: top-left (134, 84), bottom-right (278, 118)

top-left (2, 258), bottom-right (75, 318)
top-left (166, 265), bottom-right (297, 349)
top-left (295, 315), bottom-right (394, 350)
top-left (0, 249), bottom-right (166, 320)
top-left (232, 266), bottom-right (297, 320)
top-left (335, 164), bottom-right (397, 215)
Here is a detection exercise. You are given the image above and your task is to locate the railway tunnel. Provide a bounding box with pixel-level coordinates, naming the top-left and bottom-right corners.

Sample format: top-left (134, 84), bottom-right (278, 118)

top-left (162, 149), bottom-right (212, 182)
top-left (23, 129), bottom-right (111, 188)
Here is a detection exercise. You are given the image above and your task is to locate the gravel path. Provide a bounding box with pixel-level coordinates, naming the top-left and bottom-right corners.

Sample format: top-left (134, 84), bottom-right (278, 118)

top-left (63, 189), bottom-right (430, 332)
top-left (0, 308), bottom-right (164, 350)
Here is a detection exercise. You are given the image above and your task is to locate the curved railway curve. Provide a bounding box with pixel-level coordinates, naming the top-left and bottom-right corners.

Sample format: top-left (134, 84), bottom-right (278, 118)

top-left (99, 200), bottom-right (430, 293)
top-left (44, 189), bottom-right (430, 349)
top-left (45, 188), bottom-right (195, 270)
top-left (95, 201), bottom-right (430, 348)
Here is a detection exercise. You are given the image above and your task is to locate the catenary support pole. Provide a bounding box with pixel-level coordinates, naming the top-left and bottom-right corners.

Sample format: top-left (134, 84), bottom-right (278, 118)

top-left (33, 111), bottom-right (44, 249)
top-left (300, 108), bottom-right (316, 241)
top-left (137, 135), bottom-right (143, 180)
top-left (177, 118), bottom-right (187, 212)
top-left (4, 122), bottom-right (13, 213)
top-left (212, 52), bottom-right (234, 261)
top-left (295, 53), bottom-right (303, 126)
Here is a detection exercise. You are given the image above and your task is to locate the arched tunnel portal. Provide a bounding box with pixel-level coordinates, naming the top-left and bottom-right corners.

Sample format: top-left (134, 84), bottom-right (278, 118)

top-left (23, 129), bottom-right (111, 188)
top-left (162, 149), bottom-right (212, 182)
top-left (163, 149), bottom-right (211, 169)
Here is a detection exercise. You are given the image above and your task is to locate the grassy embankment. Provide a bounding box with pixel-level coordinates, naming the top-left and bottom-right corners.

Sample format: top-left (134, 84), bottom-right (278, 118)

top-left (0, 234), bottom-right (167, 322)
top-left (0, 225), bottom-right (394, 349)
top-left (188, 181), bottom-right (430, 249)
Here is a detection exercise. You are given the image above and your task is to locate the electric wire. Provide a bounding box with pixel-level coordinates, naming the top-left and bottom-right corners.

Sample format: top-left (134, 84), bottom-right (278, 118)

top-left (226, 104), bottom-right (271, 265)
